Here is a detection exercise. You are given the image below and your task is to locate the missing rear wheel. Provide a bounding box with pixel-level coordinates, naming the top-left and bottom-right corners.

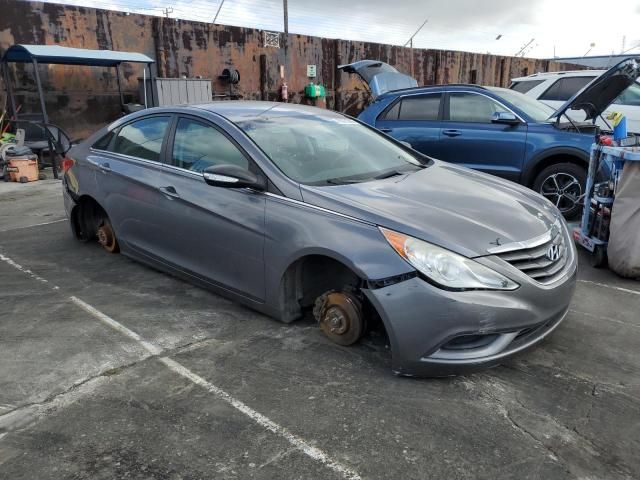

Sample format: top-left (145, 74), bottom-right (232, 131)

top-left (97, 219), bottom-right (119, 253)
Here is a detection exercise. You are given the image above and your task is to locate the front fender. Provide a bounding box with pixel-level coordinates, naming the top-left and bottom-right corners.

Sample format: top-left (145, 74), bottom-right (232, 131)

top-left (522, 146), bottom-right (590, 186)
top-left (263, 194), bottom-right (414, 311)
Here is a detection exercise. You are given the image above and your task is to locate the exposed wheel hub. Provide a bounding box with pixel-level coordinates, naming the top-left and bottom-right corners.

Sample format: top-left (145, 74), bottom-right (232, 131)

top-left (314, 291), bottom-right (364, 346)
top-left (97, 221), bottom-right (119, 253)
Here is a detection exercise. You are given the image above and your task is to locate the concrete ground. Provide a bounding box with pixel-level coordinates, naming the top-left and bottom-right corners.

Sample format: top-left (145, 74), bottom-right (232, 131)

top-left (0, 179), bottom-right (639, 480)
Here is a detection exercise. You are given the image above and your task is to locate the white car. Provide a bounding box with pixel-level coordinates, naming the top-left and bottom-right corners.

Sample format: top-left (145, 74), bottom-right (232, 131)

top-left (511, 70), bottom-right (640, 133)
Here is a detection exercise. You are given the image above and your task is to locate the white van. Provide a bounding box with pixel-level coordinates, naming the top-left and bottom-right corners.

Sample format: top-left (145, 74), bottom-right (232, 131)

top-left (510, 70), bottom-right (640, 133)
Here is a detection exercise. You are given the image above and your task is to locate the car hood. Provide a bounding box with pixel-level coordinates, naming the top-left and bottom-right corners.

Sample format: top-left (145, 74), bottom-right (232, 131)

top-left (337, 60), bottom-right (417, 98)
top-left (300, 161), bottom-right (560, 258)
top-left (551, 57), bottom-right (640, 121)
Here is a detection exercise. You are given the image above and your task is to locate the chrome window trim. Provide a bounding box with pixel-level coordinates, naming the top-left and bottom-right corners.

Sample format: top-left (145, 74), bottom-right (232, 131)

top-left (264, 192), bottom-right (374, 226)
top-left (88, 148), bottom-right (163, 168)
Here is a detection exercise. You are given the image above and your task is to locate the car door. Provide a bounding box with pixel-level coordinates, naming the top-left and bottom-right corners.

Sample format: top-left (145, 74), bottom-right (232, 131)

top-left (374, 93), bottom-right (443, 157)
top-left (89, 115), bottom-right (173, 256)
top-left (158, 115), bottom-right (266, 301)
top-left (437, 91), bottom-right (527, 182)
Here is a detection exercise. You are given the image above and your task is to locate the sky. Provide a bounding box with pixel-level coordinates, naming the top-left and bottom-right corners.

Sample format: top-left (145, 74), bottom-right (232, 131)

top-left (40, 0), bottom-right (640, 59)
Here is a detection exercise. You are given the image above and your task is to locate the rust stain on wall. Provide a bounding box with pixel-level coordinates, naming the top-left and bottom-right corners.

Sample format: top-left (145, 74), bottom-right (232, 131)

top-left (0, 1), bottom-right (585, 138)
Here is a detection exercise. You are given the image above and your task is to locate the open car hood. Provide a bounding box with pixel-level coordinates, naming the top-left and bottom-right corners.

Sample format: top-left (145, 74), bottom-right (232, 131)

top-left (551, 57), bottom-right (640, 121)
top-left (337, 60), bottom-right (417, 98)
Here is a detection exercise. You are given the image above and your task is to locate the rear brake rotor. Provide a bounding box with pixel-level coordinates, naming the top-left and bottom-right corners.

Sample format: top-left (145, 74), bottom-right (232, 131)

top-left (314, 291), bottom-right (363, 346)
top-left (97, 220), bottom-right (119, 253)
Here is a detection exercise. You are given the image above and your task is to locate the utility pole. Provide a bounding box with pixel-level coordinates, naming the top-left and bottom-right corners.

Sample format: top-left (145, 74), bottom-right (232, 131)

top-left (162, 7), bottom-right (173, 18)
top-left (404, 18), bottom-right (428, 79)
top-left (283, 0), bottom-right (289, 58)
top-left (514, 38), bottom-right (534, 57)
top-left (213, 0), bottom-right (225, 24)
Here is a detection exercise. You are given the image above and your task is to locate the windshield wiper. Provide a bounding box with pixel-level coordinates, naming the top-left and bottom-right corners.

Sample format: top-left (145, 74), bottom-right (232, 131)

top-left (373, 164), bottom-right (424, 180)
top-left (325, 178), bottom-right (365, 185)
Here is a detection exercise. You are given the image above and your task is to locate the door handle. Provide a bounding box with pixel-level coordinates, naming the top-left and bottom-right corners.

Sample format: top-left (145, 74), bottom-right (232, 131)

top-left (98, 162), bottom-right (112, 173)
top-left (442, 129), bottom-right (461, 137)
top-left (379, 128), bottom-right (393, 133)
top-left (159, 186), bottom-right (180, 199)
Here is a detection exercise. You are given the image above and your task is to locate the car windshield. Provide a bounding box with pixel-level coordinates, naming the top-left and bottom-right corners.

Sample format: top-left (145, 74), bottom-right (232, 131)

top-left (236, 113), bottom-right (425, 185)
top-left (488, 87), bottom-right (556, 122)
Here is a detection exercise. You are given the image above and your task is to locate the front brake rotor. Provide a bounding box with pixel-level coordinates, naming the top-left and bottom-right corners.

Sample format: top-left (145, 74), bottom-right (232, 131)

top-left (314, 291), bottom-right (363, 346)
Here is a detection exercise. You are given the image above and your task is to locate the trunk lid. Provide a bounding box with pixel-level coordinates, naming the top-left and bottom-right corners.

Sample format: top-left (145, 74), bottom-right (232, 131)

top-left (337, 60), bottom-right (418, 99)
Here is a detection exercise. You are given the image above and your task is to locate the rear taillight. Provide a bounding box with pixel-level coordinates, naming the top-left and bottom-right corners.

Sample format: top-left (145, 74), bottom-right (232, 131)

top-left (61, 157), bottom-right (75, 172)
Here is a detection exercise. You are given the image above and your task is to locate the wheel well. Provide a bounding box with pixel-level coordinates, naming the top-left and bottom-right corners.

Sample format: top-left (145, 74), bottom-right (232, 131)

top-left (527, 154), bottom-right (586, 187)
top-left (72, 195), bottom-right (108, 241)
top-left (277, 255), bottom-right (363, 324)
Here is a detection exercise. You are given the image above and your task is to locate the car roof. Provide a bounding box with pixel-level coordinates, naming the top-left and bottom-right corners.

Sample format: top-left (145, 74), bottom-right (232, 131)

top-left (187, 101), bottom-right (346, 123)
top-left (377, 83), bottom-right (487, 99)
top-left (511, 70), bottom-right (604, 82)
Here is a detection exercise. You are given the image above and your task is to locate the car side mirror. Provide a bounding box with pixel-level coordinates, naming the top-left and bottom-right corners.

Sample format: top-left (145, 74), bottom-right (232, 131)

top-left (491, 112), bottom-right (520, 125)
top-left (202, 164), bottom-right (266, 191)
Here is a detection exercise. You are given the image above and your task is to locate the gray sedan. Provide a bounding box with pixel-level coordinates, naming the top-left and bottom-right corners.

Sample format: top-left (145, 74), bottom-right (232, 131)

top-left (62, 102), bottom-right (577, 376)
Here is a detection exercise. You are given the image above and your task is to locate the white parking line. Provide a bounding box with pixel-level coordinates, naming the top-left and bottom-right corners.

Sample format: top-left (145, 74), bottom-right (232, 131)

top-left (0, 218), bottom-right (67, 232)
top-left (0, 252), bottom-right (362, 480)
top-left (0, 253), bottom-right (58, 288)
top-left (69, 296), bottom-right (162, 356)
top-left (578, 280), bottom-right (640, 296)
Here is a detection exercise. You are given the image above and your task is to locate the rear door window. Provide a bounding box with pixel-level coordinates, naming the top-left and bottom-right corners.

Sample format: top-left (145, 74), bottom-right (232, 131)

top-left (170, 117), bottom-right (249, 173)
top-left (538, 77), bottom-right (594, 102)
top-left (397, 94), bottom-right (442, 120)
top-left (112, 116), bottom-right (170, 162)
top-left (510, 80), bottom-right (545, 94)
top-left (92, 131), bottom-right (115, 150)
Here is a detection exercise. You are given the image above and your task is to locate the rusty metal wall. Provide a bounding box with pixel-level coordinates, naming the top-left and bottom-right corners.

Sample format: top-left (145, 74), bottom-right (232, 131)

top-left (0, 1), bottom-right (585, 138)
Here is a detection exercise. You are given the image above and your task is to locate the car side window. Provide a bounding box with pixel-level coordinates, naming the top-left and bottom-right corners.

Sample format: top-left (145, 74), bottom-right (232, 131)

top-left (112, 116), bottom-right (170, 161)
top-left (614, 82), bottom-right (640, 106)
top-left (538, 77), bottom-right (593, 102)
top-left (398, 94), bottom-right (441, 121)
top-left (380, 101), bottom-right (401, 120)
top-left (448, 92), bottom-right (503, 123)
top-left (170, 117), bottom-right (249, 173)
top-left (510, 80), bottom-right (544, 94)
top-left (92, 131), bottom-right (115, 151)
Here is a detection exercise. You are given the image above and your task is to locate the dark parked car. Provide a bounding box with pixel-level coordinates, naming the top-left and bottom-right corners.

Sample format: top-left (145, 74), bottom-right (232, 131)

top-left (340, 58), bottom-right (640, 218)
top-left (63, 102), bottom-right (577, 376)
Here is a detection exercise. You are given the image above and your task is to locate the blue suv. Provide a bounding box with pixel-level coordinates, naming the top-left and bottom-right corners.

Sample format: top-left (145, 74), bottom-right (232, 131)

top-left (339, 60), bottom-right (638, 218)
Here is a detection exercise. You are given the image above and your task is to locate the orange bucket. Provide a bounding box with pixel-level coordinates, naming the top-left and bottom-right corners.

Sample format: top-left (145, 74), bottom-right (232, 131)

top-left (7, 155), bottom-right (39, 183)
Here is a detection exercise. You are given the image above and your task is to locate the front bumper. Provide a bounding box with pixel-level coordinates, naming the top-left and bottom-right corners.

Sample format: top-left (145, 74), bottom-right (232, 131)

top-left (363, 258), bottom-right (577, 377)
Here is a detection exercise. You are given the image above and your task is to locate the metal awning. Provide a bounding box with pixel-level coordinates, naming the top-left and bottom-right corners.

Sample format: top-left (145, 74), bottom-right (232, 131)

top-left (1, 44), bottom-right (154, 67)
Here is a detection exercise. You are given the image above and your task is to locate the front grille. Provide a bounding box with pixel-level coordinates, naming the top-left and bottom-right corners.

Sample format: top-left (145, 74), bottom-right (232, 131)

top-left (495, 225), bottom-right (568, 285)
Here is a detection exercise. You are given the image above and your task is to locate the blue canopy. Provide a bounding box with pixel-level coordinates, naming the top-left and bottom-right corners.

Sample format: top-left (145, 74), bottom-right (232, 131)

top-left (1, 44), bottom-right (154, 66)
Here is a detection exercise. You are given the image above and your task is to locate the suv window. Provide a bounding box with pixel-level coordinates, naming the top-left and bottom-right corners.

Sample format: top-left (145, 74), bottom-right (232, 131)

top-left (171, 117), bottom-right (249, 173)
top-left (398, 94), bottom-right (441, 120)
top-left (448, 92), bottom-right (504, 123)
top-left (112, 116), bottom-right (170, 161)
top-left (510, 80), bottom-right (544, 94)
top-left (381, 94), bottom-right (441, 121)
top-left (614, 82), bottom-right (640, 106)
top-left (539, 76), bottom-right (593, 102)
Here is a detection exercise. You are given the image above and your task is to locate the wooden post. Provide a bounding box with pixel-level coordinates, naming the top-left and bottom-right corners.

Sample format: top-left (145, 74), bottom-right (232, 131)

top-left (333, 39), bottom-right (342, 112)
top-left (115, 64), bottom-right (125, 113)
top-left (260, 54), bottom-right (268, 100)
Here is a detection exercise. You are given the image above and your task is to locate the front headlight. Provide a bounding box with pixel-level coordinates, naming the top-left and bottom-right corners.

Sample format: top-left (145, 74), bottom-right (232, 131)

top-left (380, 227), bottom-right (519, 291)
